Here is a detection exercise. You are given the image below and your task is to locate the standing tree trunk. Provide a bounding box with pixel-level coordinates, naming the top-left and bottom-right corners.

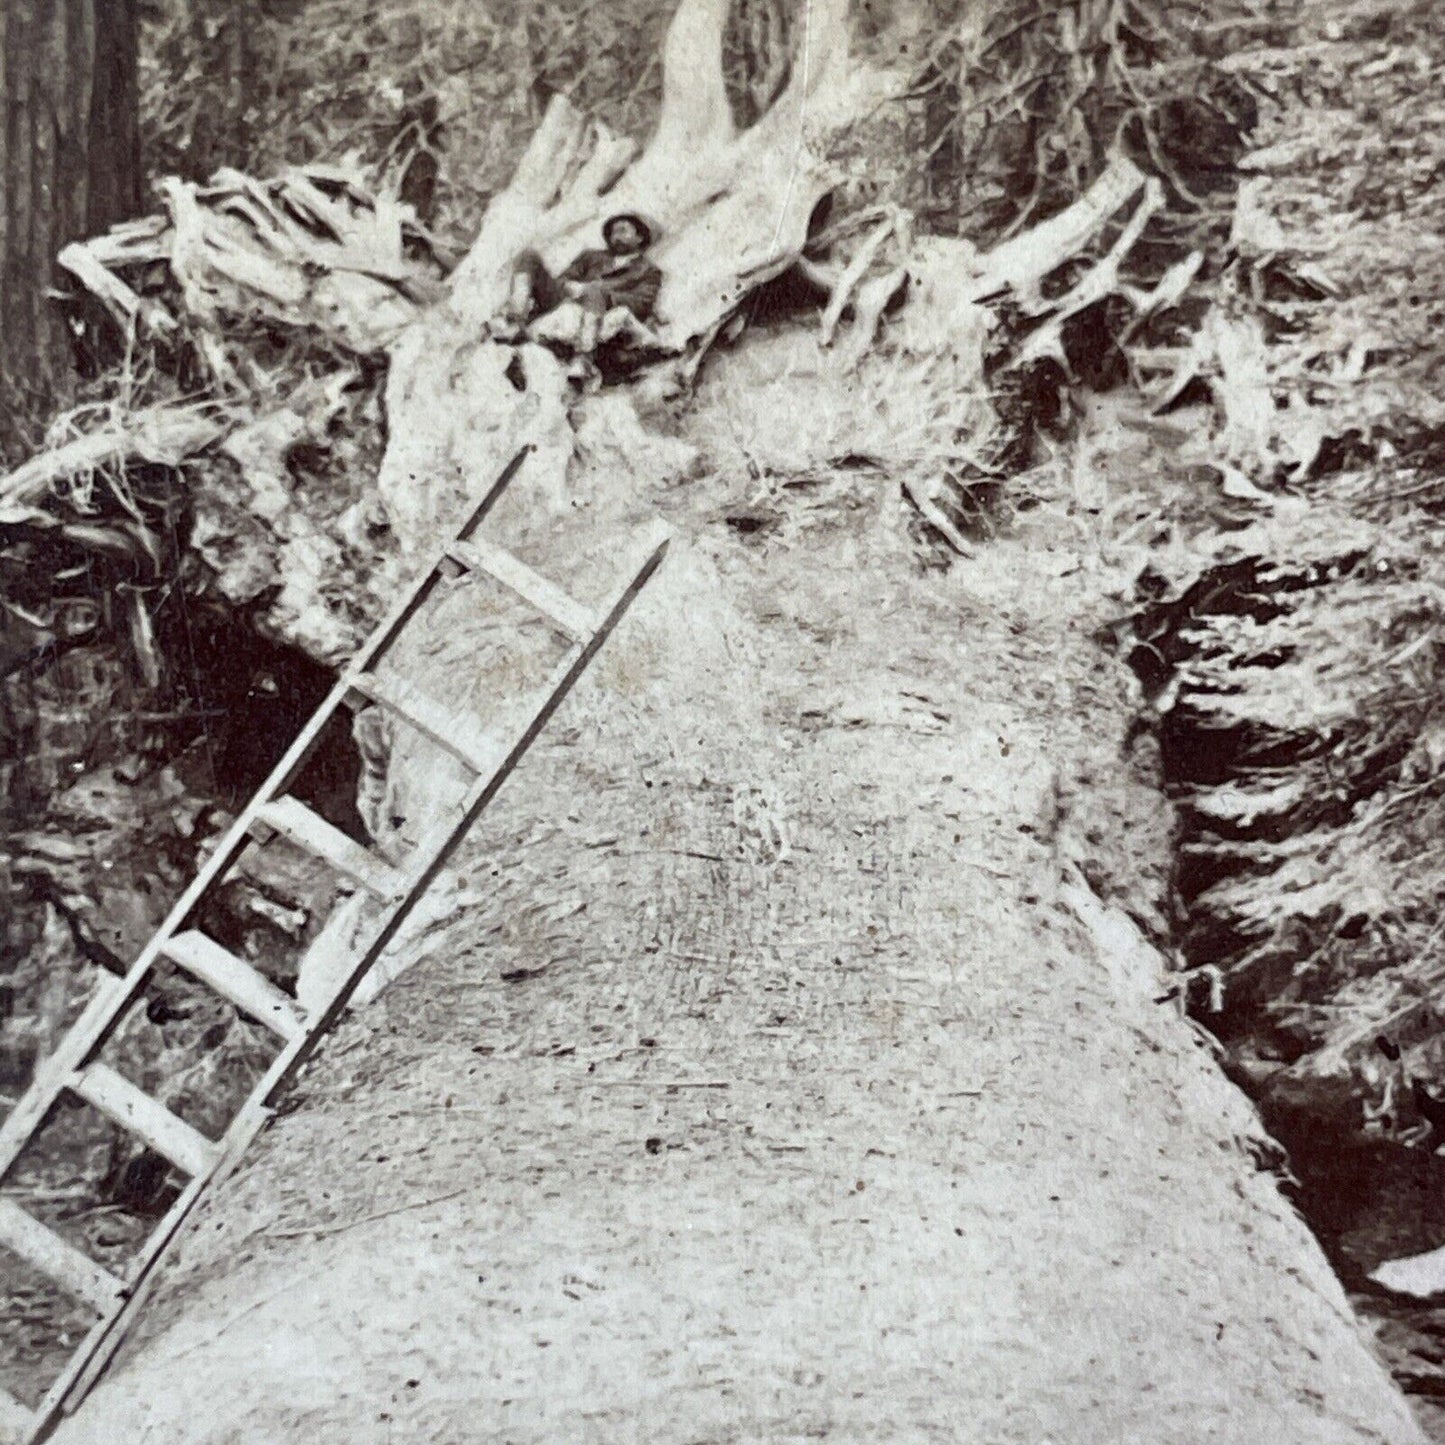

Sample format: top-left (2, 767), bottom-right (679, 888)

top-left (0, 0), bottom-right (142, 462)
top-left (0, 0), bottom-right (141, 1073)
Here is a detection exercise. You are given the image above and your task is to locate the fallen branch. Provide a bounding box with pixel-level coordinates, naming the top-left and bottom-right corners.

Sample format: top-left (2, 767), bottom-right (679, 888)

top-left (901, 477), bottom-right (975, 558)
top-left (0, 404), bottom-right (231, 529)
top-left (820, 211), bottom-right (902, 348)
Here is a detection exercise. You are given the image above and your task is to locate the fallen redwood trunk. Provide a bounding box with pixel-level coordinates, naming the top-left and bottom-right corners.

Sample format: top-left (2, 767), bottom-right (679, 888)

top-left (40, 437), bottom-right (1427, 1445)
top-left (1, 0), bottom-right (1176, 1013)
top-left (355, 0), bottom-right (876, 958)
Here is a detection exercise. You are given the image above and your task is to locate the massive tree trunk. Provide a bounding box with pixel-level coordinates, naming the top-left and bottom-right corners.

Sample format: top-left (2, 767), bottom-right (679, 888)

top-left (0, 0), bottom-right (142, 459)
top-left (43, 444), bottom-right (1429, 1445)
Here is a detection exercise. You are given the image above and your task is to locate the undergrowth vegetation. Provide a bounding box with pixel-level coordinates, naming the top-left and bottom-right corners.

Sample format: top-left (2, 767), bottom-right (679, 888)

top-left (907, 0), bottom-right (1255, 242)
top-left (136, 0), bottom-right (1250, 242)
top-left (1127, 0), bottom-right (1445, 1111)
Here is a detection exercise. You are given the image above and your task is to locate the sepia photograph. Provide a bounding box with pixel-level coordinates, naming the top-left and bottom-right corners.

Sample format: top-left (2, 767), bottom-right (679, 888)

top-left (0, 0), bottom-right (1442, 1440)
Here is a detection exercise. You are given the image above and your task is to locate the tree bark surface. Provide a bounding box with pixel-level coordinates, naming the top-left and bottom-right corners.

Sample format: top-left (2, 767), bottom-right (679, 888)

top-left (45, 440), bottom-right (1425, 1445)
top-left (0, 0), bottom-right (141, 455)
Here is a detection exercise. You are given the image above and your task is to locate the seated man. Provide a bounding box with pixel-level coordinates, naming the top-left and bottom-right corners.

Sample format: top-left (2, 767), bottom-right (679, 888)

top-left (507, 214), bottom-right (663, 350)
top-left (560, 213), bottom-right (663, 319)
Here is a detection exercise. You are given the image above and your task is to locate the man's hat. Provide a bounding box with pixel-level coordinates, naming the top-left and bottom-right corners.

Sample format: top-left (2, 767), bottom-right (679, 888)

top-left (602, 213), bottom-right (655, 253)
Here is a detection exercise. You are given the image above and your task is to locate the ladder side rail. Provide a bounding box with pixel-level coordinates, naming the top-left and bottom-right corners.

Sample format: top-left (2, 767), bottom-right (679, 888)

top-left (37, 1075), bottom-right (287, 1436)
top-left (342, 447), bottom-right (533, 676)
top-left (267, 523), bottom-right (670, 1101)
top-left (36, 508), bottom-right (664, 1440)
top-left (27, 1306), bottom-right (126, 1443)
top-left (450, 446), bottom-right (533, 544)
top-left (38, 1034), bottom-right (316, 1437)
top-left (0, 449), bottom-right (533, 1184)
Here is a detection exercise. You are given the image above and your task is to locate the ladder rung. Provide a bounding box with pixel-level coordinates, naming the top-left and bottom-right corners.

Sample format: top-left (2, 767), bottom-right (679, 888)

top-left (0, 1199), bottom-right (125, 1315)
top-left (69, 1064), bottom-right (217, 1179)
top-left (349, 672), bottom-right (505, 775)
top-left (253, 797), bottom-right (403, 899)
top-left (447, 537), bottom-right (596, 640)
top-left (161, 931), bottom-right (305, 1042)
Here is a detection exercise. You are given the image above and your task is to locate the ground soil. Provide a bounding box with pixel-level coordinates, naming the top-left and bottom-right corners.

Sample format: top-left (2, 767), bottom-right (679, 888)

top-left (38, 354), bottom-right (1424, 1443)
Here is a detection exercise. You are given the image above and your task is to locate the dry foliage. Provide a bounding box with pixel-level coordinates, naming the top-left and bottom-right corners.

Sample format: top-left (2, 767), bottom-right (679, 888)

top-left (895, 0), bottom-right (1255, 243)
top-left (140, 0), bottom-right (679, 238)
top-left (1121, 1), bottom-right (1445, 1111)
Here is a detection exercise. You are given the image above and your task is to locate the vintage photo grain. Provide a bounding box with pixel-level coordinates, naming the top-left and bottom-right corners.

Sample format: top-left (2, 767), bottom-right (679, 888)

top-left (0, 0), bottom-right (1440, 1441)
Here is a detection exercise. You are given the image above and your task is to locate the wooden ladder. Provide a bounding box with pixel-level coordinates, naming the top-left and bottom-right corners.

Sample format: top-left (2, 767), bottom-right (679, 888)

top-left (0, 448), bottom-right (670, 1442)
